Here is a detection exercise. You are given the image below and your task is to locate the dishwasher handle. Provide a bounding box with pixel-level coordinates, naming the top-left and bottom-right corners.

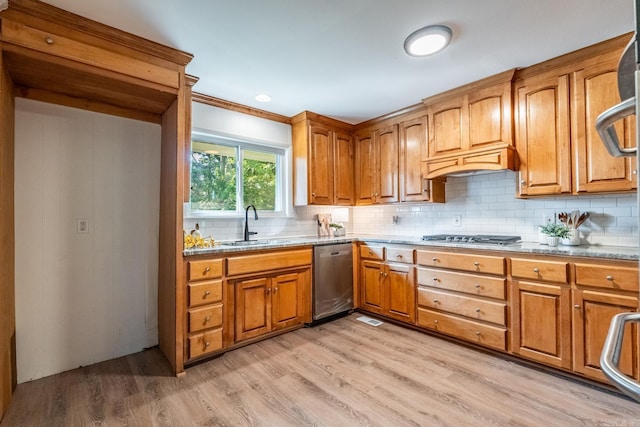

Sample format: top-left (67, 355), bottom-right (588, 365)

top-left (595, 97), bottom-right (637, 158)
top-left (600, 312), bottom-right (640, 402)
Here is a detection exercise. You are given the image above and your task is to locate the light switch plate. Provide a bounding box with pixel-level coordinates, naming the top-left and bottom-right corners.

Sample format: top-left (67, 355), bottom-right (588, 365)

top-left (453, 215), bottom-right (462, 227)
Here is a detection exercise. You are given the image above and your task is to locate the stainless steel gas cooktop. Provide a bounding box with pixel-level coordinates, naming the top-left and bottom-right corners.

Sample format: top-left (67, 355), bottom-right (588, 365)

top-left (421, 234), bottom-right (521, 245)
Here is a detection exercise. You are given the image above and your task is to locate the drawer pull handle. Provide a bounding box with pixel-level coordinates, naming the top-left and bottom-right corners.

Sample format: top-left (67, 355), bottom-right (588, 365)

top-left (474, 284), bottom-right (481, 289)
top-left (205, 341), bottom-right (210, 347)
top-left (204, 266), bottom-right (211, 273)
top-left (574, 305), bottom-right (581, 309)
top-left (204, 290), bottom-right (211, 296)
top-left (475, 308), bottom-right (481, 313)
top-left (205, 316), bottom-right (211, 321)
top-left (533, 267), bottom-right (539, 273)
top-left (606, 275), bottom-right (614, 281)
top-left (45, 36), bottom-right (54, 45)
top-left (474, 262), bottom-right (480, 267)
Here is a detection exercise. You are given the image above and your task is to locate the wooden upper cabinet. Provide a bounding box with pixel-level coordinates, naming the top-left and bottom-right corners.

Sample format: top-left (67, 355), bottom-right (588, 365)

top-left (572, 50), bottom-right (637, 193)
top-left (308, 125), bottom-right (334, 205)
top-left (291, 111), bottom-right (354, 206)
top-left (515, 72), bottom-right (572, 197)
top-left (375, 125), bottom-right (399, 204)
top-left (354, 130), bottom-right (376, 205)
top-left (399, 116), bottom-right (445, 203)
top-left (423, 69), bottom-right (516, 179)
top-left (333, 130), bottom-right (355, 205)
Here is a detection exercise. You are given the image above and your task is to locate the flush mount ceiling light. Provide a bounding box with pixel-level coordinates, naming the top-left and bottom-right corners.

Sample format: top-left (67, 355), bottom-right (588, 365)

top-left (404, 25), bottom-right (452, 57)
top-left (255, 94), bottom-right (272, 102)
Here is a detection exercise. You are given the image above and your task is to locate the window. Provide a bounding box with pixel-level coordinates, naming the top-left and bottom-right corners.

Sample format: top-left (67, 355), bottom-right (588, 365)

top-left (189, 134), bottom-right (284, 215)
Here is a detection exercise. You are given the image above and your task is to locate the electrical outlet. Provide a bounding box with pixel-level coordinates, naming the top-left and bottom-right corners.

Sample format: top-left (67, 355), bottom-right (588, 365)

top-left (543, 211), bottom-right (555, 225)
top-left (77, 218), bottom-right (89, 234)
top-left (453, 215), bottom-right (462, 227)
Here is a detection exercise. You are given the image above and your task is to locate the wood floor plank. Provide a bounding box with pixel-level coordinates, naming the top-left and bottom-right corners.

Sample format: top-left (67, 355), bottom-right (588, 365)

top-left (2, 314), bottom-right (639, 426)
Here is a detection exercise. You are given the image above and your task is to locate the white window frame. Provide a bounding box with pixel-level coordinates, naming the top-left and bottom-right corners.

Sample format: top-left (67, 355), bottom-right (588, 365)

top-left (187, 131), bottom-right (289, 219)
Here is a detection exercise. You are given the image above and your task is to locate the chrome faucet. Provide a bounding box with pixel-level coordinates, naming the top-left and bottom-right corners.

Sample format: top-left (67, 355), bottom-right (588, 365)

top-left (244, 204), bottom-right (258, 241)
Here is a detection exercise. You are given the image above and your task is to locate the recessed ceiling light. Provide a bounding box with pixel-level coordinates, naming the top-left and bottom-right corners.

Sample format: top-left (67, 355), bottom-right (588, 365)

top-left (255, 94), bottom-right (272, 102)
top-left (404, 25), bottom-right (452, 57)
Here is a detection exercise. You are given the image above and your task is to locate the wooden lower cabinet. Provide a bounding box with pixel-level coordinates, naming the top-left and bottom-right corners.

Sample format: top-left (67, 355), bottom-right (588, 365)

top-left (359, 250), bottom-right (415, 324)
top-left (512, 280), bottom-right (572, 369)
top-left (573, 289), bottom-right (639, 382)
top-left (234, 270), bottom-right (308, 343)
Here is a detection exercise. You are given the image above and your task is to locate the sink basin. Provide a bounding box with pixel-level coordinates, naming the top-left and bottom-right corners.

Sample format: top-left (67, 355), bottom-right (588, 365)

top-left (220, 239), bottom-right (290, 247)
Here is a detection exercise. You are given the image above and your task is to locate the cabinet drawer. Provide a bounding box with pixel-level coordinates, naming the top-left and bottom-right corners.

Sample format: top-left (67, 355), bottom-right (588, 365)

top-left (416, 250), bottom-right (505, 275)
top-left (386, 247), bottom-right (414, 264)
top-left (227, 249), bottom-right (312, 276)
top-left (417, 267), bottom-right (506, 299)
top-left (2, 20), bottom-right (180, 89)
top-left (575, 263), bottom-right (639, 292)
top-left (188, 259), bottom-right (224, 281)
top-left (417, 288), bottom-right (506, 326)
top-left (417, 308), bottom-right (507, 351)
top-left (188, 329), bottom-right (223, 359)
top-left (511, 258), bottom-right (568, 283)
top-left (188, 280), bottom-right (222, 307)
top-left (188, 304), bottom-right (223, 332)
top-left (360, 244), bottom-right (385, 261)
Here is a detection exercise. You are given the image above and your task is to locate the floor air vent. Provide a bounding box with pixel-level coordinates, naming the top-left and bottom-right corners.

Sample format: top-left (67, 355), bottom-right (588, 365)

top-left (356, 316), bottom-right (383, 327)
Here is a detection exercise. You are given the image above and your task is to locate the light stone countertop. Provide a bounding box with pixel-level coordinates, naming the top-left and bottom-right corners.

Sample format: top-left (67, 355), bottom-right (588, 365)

top-left (183, 233), bottom-right (639, 261)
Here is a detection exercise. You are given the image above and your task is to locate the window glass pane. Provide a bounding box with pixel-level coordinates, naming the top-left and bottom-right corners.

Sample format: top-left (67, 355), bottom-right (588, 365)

top-left (242, 148), bottom-right (277, 210)
top-left (190, 141), bottom-right (237, 211)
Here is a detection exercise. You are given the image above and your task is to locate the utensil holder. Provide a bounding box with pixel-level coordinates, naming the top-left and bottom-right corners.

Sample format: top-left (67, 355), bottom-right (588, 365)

top-left (561, 228), bottom-right (580, 246)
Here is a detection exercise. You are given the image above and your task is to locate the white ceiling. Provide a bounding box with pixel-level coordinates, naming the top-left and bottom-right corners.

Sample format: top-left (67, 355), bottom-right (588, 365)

top-left (41, 0), bottom-right (634, 124)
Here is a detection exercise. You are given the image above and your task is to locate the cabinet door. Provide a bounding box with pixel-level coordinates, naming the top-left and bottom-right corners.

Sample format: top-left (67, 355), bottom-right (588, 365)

top-left (512, 280), bottom-right (571, 369)
top-left (235, 277), bottom-right (271, 342)
top-left (384, 263), bottom-right (415, 324)
top-left (361, 260), bottom-right (384, 313)
top-left (573, 54), bottom-right (637, 193)
top-left (400, 117), bottom-right (429, 202)
top-left (428, 95), bottom-right (467, 157)
top-left (468, 82), bottom-right (511, 150)
top-left (376, 125), bottom-right (399, 203)
top-left (308, 125), bottom-right (334, 205)
top-left (271, 272), bottom-right (303, 330)
top-left (354, 131), bottom-right (376, 205)
top-left (333, 131), bottom-right (354, 205)
top-left (573, 289), bottom-right (639, 382)
top-left (516, 73), bottom-right (571, 196)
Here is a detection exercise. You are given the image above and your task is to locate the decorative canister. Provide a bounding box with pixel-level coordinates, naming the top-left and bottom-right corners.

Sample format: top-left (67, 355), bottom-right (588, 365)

top-left (538, 227), bottom-right (548, 245)
top-left (547, 236), bottom-right (560, 247)
top-left (561, 228), bottom-right (580, 246)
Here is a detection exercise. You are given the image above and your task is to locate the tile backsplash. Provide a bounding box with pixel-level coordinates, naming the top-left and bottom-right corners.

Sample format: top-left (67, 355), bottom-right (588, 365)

top-left (185, 170), bottom-right (638, 247)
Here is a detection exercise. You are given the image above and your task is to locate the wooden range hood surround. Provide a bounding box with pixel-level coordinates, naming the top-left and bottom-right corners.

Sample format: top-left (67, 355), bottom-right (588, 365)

top-left (421, 69), bottom-right (517, 179)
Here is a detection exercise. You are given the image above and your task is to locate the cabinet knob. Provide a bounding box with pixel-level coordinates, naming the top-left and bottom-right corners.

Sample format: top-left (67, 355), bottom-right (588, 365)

top-left (432, 277), bottom-right (440, 282)
top-left (384, 272), bottom-right (388, 277)
top-left (474, 284), bottom-right (481, 289)
top-left (423, 189), bottom-right (428, 193)
top-left (312, 192), bottom-right (316, 197)
top-left (433, 299), bottom-right (439, 303)
top-left (474, 262), bottom-right (480, 267)
top-left (205, 316), bottom-right (211, 322)
top-left (397, 254), bottom-right (403, 259)
top-left (633, 170), bottom-right (637, 175)
top-left (379, 271), bottom-right (383, 276)
top-left (606, 275), bottom-right (614, 281)
top-left (273, 287), bottom-right (278, 294)
top-left (533, 267), bottom-right (539, 273)
top-left (475, 308), bottom-right (481, 313)
top-left (266, 288), bottom-right (271, 295)
top-left (574, 304), bottom-right (581, 309)
top-left (434, 320), bottom-right (439, 324)
top-left (204, 290), bottom-right (210, 296)
top-left (520, 179), bottom-right (526, 185)
top-left (475, 331), bottom-right (481, 336)
top-left (204, 266), bottom-right (211, 273)
top-left (205, 341), bottom-right (210, 347)
top-left (45, 36), bottom-right (54, 45)
top-left (432, 257), bottom-right (438, 262)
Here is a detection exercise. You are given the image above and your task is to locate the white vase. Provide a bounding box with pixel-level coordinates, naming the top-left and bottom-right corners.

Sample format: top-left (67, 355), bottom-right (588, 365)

top-left (538, 228), bottom-right (548, 245)
top-left (561, 228), bottom-right (580, 246)
top-left (547, 236), bottom-right (560, 247)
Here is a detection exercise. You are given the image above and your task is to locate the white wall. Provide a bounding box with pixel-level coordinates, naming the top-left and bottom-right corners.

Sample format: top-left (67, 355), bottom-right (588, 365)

top-left (14, 99), bottom-right (161, 383)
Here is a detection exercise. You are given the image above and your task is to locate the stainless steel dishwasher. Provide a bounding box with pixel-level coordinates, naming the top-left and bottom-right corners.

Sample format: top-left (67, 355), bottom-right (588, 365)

top-left (312, 243), bottom-right (353, 322)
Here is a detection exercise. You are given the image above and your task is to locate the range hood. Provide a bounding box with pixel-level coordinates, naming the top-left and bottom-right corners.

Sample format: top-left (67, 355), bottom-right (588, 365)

top-left (421, 69), bottom-right (517, 179)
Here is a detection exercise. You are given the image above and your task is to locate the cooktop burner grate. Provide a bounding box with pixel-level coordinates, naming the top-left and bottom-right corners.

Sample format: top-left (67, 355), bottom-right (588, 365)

top-left (421, 234), bottom-right (521, 244)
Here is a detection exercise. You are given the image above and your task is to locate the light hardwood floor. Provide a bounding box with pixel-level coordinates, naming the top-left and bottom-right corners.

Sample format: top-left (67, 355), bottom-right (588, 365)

top-left (2, 313), bottom-right (639, 426)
